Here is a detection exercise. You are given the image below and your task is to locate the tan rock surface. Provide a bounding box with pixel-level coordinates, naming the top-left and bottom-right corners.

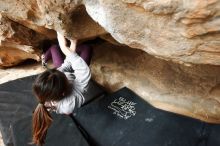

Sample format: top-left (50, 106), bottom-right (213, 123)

top-left (0, 0), bottom-right (107, 67)
top-left (0, 0), bottom-right (220, 65)
top-left (0, 0), bottom-right (106, 40)
top-left (85, 0), bottom-right (220, 65)
top-left (0, 14), bottom-right (47, 67)
top-left (91, 42), bottom-right (220, 123)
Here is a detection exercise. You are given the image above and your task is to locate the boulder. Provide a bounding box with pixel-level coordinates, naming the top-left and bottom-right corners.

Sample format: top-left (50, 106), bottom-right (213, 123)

top-left (0, 0), bottom-right (220, 123)
top-left (0, 0), bottom-right (220, 65)
top-left (85, 0), bottom-right (220, 65)
top-left (0, 0), bottom-right (106, 40)
top-left (91, 42), bottom-right (220, 123)
top-left (0, 14), bottom-right (45, 67)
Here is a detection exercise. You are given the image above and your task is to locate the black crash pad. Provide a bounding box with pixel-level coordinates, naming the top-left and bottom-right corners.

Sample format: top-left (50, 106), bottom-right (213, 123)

top-left (0, 75), bottom-right (106, 146)
top-left (0, 75), bottom-right (38, 146)
top-left (74, 87), bottom-right (220, 146)
top-left (11, 113), bottom-right (89, 146)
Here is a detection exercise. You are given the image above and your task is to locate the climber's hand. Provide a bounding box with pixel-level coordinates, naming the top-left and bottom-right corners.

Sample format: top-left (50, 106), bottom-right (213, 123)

top-left (57, 32), bottom-right (71, 56)
top-left (69, 39), bottom-right (77, 52)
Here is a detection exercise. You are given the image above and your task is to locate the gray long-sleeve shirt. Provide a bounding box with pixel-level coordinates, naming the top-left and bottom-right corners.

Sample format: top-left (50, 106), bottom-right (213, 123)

top-left (54, 52), bottom-right (91, 114)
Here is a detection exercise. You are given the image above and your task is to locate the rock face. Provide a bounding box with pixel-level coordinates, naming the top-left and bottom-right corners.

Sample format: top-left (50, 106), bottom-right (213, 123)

top-left (0, 0), bottom-right (106, 67)
top-left (0, 14), bottom-right (45, 67)
top-left (0, 0), bottom-right (220, 65)
top-left (91, 42), bottom-right (220, 123)
top-left (0, 0), bottom-right (106, 39)
top-left (85, 0), bottom-right (220, 65)
top-left (0, 0), bottom-right (220, 123)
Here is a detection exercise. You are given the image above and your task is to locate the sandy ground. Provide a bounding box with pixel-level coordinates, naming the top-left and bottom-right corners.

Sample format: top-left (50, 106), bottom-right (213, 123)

top-left (0, 62), bottom-right (45, 146)
top-left (0, 62), bottom-right (45, 84)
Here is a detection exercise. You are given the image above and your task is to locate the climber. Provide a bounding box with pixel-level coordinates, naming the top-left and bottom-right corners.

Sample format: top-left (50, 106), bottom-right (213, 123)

top-left (41, 34), bottom-right (93, 68)
top-left (32, 32), bottom-right (92, 146)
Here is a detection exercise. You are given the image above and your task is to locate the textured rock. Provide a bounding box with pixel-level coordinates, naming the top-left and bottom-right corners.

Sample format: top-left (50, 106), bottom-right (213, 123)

top-left (91, 42), bottom-right (220, 123)
top-left (0, 0), bottom-right (220, 65)
top-left (0, 0), bottom-right (220, 123)
top-left (85, 0), bottom-right (220, 65)
top-left (0, 14), bottom-right (46, 67)
top-left (0, 0), bottom-right (106, 67)
top-left (0, 0), bottom-right (106, 40)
